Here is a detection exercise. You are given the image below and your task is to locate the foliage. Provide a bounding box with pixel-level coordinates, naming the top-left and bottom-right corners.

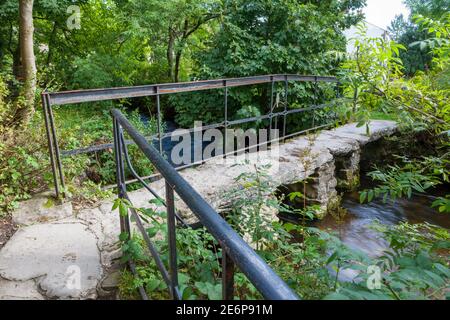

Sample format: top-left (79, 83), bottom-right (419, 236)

top-left (359, 153), bottom-right (449, 214)
top-left (360, 155), bottom-right (448, 203)
top-left (116, 161), bottom-right (450, 300)
top-left (404, 0), bottom-right (450, 20)
top-left (339, 20), bottom-right (450, 134)
top-left (171, 0), bottom-right (365, 127)
top-left (432, 196), bottom-right (450, 213)
top-left (223, 164), bottom-right (281, 250)
top-left (388, 14), bottom-right (433, 76)
top-left (326, 222), bottom-right (450, 300)
top-left (114, 197), bottom-right (224, 300)
top-left (411, 13), bottom-right (450, 89)
top-left (0, 75), bottom-right (49, 214)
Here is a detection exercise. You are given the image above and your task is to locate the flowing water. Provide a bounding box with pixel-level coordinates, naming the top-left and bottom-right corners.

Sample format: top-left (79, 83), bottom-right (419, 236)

top-left (312, 184), bottom-right (450, 258)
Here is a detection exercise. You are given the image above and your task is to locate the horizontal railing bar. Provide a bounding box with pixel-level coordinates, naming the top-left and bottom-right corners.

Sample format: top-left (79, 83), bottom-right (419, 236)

top-left (101, 120), bottom-right (333, 190)
top-left (60, 103), bottom-right (332, 157)
top-left (112, 108), bottom-right (299, 300)
top-left (46, 74), bottom-right (337, 106)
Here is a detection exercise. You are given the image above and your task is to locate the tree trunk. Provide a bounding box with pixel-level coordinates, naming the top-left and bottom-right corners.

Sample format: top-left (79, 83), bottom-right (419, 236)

top-left (167, 28), bottom-right (175, 82)
top-left (16, 0), bottom-right (36, 124)
top-left (174, 50), bottom-right (182, 83)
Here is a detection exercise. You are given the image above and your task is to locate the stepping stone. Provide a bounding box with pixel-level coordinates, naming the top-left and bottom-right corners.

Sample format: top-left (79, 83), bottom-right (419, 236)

top-left (0, 278), bottom-right (44, 300)
top-left (0, 220), bottom-right (102, 299)
top-left (12, 192), bottom-right (73, 226)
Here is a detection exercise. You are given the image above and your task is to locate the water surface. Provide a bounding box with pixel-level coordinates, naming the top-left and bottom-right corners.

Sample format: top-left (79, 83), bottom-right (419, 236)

top-left (313, 188), bottom-right (450, 258)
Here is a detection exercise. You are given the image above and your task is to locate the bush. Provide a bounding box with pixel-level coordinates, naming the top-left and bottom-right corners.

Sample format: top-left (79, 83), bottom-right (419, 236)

top-left (0, 76), bottom-right (50, 214)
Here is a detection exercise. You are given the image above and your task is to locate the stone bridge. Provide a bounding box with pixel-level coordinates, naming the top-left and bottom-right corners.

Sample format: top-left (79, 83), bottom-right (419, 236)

top-left (0, 120), bottom-right (397, 300)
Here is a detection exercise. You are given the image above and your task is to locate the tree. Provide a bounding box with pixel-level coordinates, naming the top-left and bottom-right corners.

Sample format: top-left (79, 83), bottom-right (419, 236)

top-left (198, 0), bottom-right (365, 78)
top-left (388, 14), bottom-right (432, 76)
top-left (125, 0), bottom-right (222, 82)
top-left (404, 0), bottom-right (450, 20)
top-left (16, 0), bottom-right (36, 124)
top-left (171, 0), bottom-right (366, 127)
top-left (386, 0), bottom-right (450, 76)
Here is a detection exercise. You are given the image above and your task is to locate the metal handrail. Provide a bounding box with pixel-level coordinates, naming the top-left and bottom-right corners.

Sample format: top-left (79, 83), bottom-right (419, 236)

top-left (112, 108), bottom-right (300, 300)
top-left (47, 74), bottom-right (337, 105)
top-left (42, 74), bottom-right (339, 198)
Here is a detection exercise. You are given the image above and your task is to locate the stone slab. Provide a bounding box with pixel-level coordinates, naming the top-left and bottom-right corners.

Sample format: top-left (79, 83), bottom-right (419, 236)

top-left (0, 221), bottom-right (102, 299)
top-left (0, 278), bottom-right (44, 300)
top-left (12, 192), bottom-right (73, 226)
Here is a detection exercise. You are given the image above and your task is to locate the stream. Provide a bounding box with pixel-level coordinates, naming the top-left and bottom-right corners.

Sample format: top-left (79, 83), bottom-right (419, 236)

top-left (312, 183), bottom-right (450, 258)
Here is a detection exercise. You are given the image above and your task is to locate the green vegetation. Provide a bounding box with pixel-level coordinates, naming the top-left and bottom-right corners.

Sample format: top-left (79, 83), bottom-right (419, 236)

top-left (0, 0), bottom-right (366, 214)
top-left (116, 165), bottom-right (450, 300)
top-left (0, 0), bottom-right (448, 301)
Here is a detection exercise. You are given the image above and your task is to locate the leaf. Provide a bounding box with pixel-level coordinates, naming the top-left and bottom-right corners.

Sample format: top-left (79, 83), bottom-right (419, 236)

top-left (112, 198), bottom-right (120, 211)
top-left (145, 279), bottom-right (162, 292)
top-left (433, 263), bottom-right (450, 278)
top-left (182, 286), bottom-right (195, 300)
top-left (326, 250), bottom-right (339, 264)
top-left (289, 192), bottom-right (303, 201)
top-left (119, 201), bottom-right (128, 217)
top-left (367, 190), bottom-right (374, 202)
top-left (119, 232), bottom-right (129, 242)
top-left (359, 191), bottom-right (367, 203)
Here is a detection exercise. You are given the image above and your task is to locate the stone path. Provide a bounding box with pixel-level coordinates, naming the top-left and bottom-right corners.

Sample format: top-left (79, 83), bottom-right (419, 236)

top-left (0, 120), bottom-right (397, 300)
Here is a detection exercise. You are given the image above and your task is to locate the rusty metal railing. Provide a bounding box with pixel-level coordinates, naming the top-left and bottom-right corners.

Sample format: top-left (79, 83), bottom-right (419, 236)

top-left (42, 74), bottom-right (339, 198)
top-left (112, 108), bottom-right (299, 300)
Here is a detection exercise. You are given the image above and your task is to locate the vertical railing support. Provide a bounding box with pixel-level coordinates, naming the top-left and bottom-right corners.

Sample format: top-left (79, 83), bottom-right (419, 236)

top-left (42, 94), bottom-right (60, 198)
top-left (222, 248), bottom-right (235, 300)
top-left (113, 119), bottom-right (130, 235)
top-left (224, 80), bottom-right (228, 156)
top-left (334, 81), bottom-right (341, 123)
top-left (166, 181), bottom-right (179, 299)
top-left (312, 76), bottom-right (318, 128)
top-left (43, 94), bottom-right (66, 197)
top-left (283, 75), bottom-right (288, 139)
top-left (156, 87), bottom-right (163, 155)
top-left (269, 76), bottom-right (274, 134)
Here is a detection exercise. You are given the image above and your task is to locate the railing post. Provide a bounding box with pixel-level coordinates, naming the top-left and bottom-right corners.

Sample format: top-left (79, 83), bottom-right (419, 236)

top-left (42, 94), bottom-right (60, 198)
top-left (283, 75), bottom-right (288, 139)
top-left (269, 76), bottom-right (274, 133)
top-left (334, 81), bottom-right (341, 122)
top-left (221, 248), bottom-right (235, 300)
top-left (45, 94), bottom-right (66, 197)
top-left (113, 119), bottom-right (130, 235)
top-left (224, 80), bottom-right (228, 157)
top-left (166, 181), bottom-right (179, 299)
top-left (156, 87), bottom-right (163, 155)
top-left (312, 76), bottom-right (318, 128)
